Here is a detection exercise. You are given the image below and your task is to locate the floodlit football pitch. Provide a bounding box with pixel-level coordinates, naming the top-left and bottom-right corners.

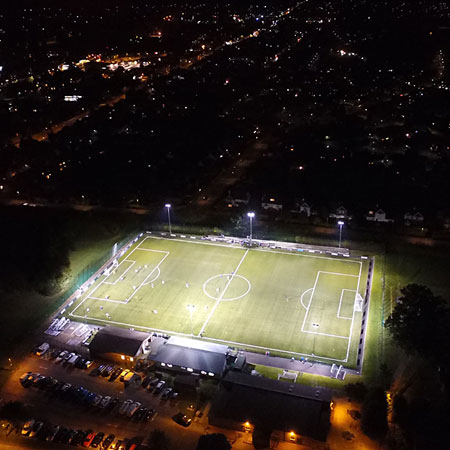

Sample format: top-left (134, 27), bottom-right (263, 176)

top-left (68, 235), bottom-right (370, 365)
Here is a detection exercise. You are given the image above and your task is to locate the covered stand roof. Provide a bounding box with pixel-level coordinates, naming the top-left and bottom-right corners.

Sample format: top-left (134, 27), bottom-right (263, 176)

top-left (89, 326), bottom-right (150, 357)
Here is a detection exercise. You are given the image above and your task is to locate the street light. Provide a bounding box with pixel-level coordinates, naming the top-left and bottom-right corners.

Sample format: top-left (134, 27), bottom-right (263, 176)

top-left (338, 221), bottom-right (344, 248)
top-left (247, 212), bottom-right (255, 246)
top-left (165, 204), bottom-right (172, 234)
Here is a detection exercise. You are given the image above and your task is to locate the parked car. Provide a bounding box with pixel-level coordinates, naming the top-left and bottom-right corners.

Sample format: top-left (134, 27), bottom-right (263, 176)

top-left (169, 391), bottom-right (179, 400)
top-left (153, 380), bottom-right (166, 394)
top-left (161, 388), bottom-right (173, 400)
top-left (19, 372), bottom-right (33, 387)
top-left (126, 401), bottom-right (141, 418)
top-left (118, 399), bottom-right (133, 415)
top-left (35, 343), bottom-right (50, 356)
top-left (55, 350), bottom-right (68, 363)
top-left (62, 352), bottom-right (76, 365)
top-left (147, 377), bottom-right (159, 392)
top-left (82, 430), bottom-right (96, 447)
top-left (101, 365), bottom-right (114, 377)
top-left (68, 354), bottom-right (81, 366)
top-left (91, 431), bottom-right (105, 448)
top-left (145, 409), bottom-right (157, 422)
top-left (119, 369), bottom-right (130, 382)
top-left (172, 412), bottom-right (192, 427)
top-left (21, 419), bottom-right (35, 436)
top-left (101, 434), bottom-right (115, 450)
top-left (99, 396), bottom-right (111, 409)
top-left (29, 422), bottom-right (44, 438)
top-left (70, 429), bottom-right (87, 446)
top-left (108, 397), bottom-right (120, 411)
top-left (32, 375), bottom-right (46, 388)
top-left (141, 375), bottom-right (152, 389)
top-left (133, 406), bottom-right (147, 422)
top-left (46, 425), bottom-right (60, 442)
top-left (108, 367), bottom-right (122, 382)
top-left (92, 394), bottom-right (103, 407)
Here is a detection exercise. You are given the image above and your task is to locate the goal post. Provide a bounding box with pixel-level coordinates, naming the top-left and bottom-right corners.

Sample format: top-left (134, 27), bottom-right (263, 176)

top-left (354, 293), bottom-right (364, 312)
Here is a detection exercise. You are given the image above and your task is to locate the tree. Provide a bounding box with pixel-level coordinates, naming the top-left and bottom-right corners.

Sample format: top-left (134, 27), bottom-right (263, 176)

top-left (361, 387), bottom-right (388, 439)
top-left (147, 429), bottom-right (170, 450)
top-left (385, 284), bottom-right (450, 361)
top-left (196, 433), bottom-right (231, 450)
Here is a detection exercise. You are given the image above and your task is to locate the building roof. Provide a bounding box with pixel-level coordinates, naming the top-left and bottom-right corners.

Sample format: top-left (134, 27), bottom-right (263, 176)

top-left (210, 372), bottom-right (332, 441)
top-left (89, 326), bottom-right (150, 357)
top-left (151, 341), bottom-right (227, 376)
top-left (167, 336), bottom-right (228, 355)
top-left (223, 372), bottom-right (332, 402)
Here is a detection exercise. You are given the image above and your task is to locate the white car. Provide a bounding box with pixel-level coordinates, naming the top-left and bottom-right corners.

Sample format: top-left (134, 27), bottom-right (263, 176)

top-left (126, 401), bottom-right (141, 418)
top-left (55, 350), bottom-right (68, 363)
top-left (119, 399), bottom-right (133, 415)
top-left (35, 343), bottom-right (50, 356)
top-left (92, 395), bottom-right (103, 407)
top-left (99, 396), bottom-right (111, 408)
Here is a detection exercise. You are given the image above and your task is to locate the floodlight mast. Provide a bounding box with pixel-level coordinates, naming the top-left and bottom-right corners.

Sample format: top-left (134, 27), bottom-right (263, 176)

top-left (247, 212), bottom-right (255, 246)
top-left (165, 204), bottom-right (172, 235)
top-left (338, 221), bottom-right (344, 248)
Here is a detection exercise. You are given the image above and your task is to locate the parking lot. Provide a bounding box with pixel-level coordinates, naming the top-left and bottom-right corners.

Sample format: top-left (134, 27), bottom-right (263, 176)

top-left (1, 351), bottom-right (205, 450)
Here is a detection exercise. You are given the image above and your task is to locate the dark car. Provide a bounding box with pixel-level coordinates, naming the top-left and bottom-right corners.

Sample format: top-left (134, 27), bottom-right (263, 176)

top-left (89, 365), bottom-right (103, 376)
top-left (70, 430), bottom-right (87, 446)
top-left (133, 406), bottom-right (147, 422)
top-left (101, 434), bottom-right (115, 450)
top-left (141, 375), bottom-right (151, 389)
top-left (172, 412), bottom-right (191, 427)
top-left (91, 432), bottom-right (105, 448)
top-left (145, 409), bottom-right (157, 422)
top-left (108, 367), bottom-right (122, 382)
top-left (108, 397), bottom-right (120, 411)
top-left (53, 427), bottom-right (69, 443)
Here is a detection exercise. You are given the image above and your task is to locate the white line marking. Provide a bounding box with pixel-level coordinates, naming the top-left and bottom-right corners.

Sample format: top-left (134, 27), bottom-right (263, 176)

top-left (302, 330), bottom-right (349, 339)
top-left (87, 296), bottom-right (128, 304)
top-left (135, 248), bottom-right (170, 253)
top-left (337, 289), bottom-right (356, 320)
top-left (301, 272), bottom-right (320, 332)
top-left (345, 261), bottom-right (362, 363)
top-left (198, 249), bottom-right (249, 336)
top-left (300, 288), bottom-right (313, 310)
top-left (319, 271), bottom-right (359, 277)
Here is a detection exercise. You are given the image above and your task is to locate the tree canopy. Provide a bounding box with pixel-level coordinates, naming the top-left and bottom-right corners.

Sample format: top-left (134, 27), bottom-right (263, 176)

top-left (385, 284), bottom-right (450, 363)
top-left (196, 433), bottom-right (231, 450)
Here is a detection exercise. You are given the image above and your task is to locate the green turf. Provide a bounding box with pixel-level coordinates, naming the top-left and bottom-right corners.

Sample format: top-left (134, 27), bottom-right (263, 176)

top-left (67, 235), bottom-right (369, 365)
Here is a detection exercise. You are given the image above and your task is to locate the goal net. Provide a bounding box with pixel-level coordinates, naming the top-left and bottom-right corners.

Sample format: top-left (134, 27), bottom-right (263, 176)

top-left (354, 293), bottom-right (364, 312)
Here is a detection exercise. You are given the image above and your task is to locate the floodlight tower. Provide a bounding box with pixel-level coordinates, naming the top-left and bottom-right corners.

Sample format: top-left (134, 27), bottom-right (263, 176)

top-left (338, 221), bottom-right (344, 248)
top-left (247, 212), bottom-right (255, 246)
top-left (165, 204), bottom-right (172, 235)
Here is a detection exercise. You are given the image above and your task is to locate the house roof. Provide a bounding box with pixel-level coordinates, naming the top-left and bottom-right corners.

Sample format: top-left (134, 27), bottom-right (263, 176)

top-left (210, 373), bottom-right (331, 441)
top-left (167, 336), bottom-right (228, 355)
top-left (89, 326), bottom-right (150, 357)
top-left (150, 341), bottom-right (227, 375)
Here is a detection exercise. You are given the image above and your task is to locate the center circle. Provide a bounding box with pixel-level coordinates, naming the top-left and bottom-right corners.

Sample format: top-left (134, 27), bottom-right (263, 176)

top-left (203, 274), bottom-right (251, 301)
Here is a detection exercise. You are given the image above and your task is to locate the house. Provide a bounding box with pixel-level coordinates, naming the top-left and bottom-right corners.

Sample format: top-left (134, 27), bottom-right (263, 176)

top-left (208, 372), bottom-right (332, 444)
top-left (404, 211), bottom-right (424, 226)
top-left (224, 190), bottom-right (250, 208)
top-left (261, 195), bottom-right (283, 212)
top-left (366, 208), bottom-right (394, 223)
top-left (89, 326), bottom-right (151, 363)
top-left (329, 205), bottom-right (350, 220)
top-left (291, 200), bottom-right (312, 217)
top-left (149, 336), bottom-right (228, 379)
